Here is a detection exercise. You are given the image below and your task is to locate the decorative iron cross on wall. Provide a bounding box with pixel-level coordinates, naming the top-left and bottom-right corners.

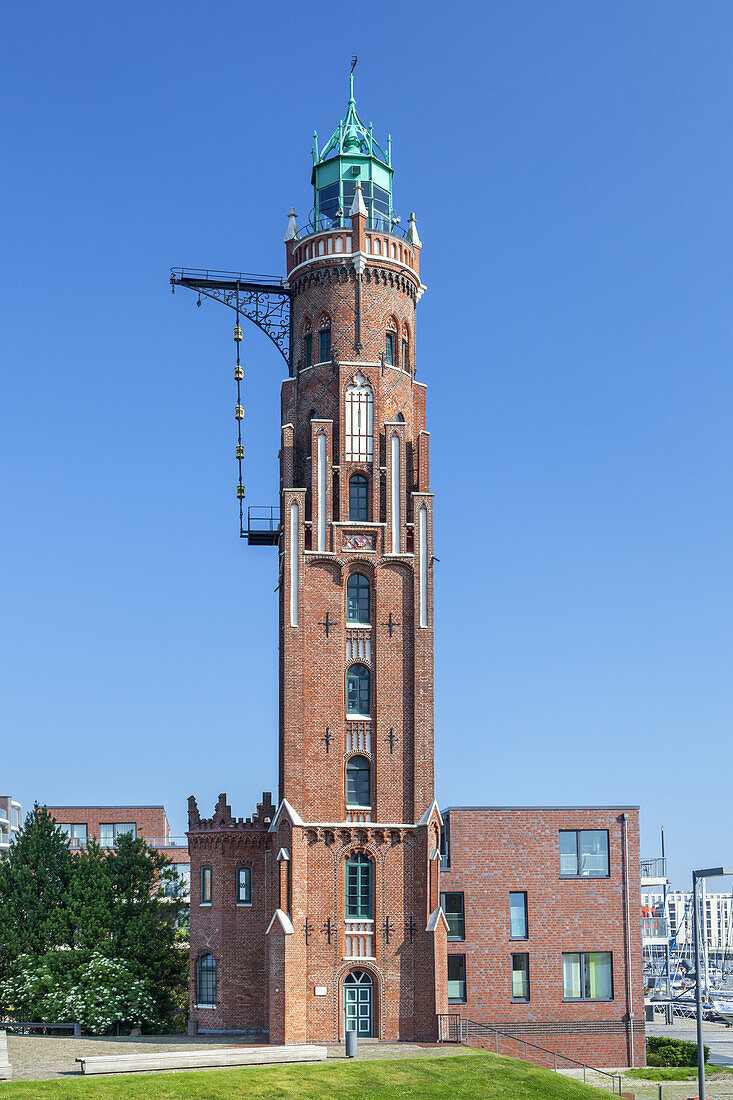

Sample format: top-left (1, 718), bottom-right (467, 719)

top-left (385, 728), bottom-right (398, 754)
top-left (322, 727), bottom-right (332, 753)
top-left (381, 612), bottom-right (400, 637)
top-left (318, 611), bottom-right (338, 637)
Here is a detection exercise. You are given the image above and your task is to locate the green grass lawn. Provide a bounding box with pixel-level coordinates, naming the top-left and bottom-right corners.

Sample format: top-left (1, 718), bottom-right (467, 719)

top-left (0, 1053), bottom-right (611, 1099)
top-left (626, 1063), bottom-right (733, 1081)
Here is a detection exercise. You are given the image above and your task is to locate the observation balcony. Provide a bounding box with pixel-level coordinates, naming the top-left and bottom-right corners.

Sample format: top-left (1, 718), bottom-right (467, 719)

top-left (641, 857), bottom-right (667, 887)
top-left (246, 506), bottom-right (281, 547)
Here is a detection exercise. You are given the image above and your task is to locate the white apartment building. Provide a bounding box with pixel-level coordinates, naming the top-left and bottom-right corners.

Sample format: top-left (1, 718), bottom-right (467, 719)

top-left (0, 796), bottom-right (22, 850)
top-left (644, 890), bottom-right (733, 953)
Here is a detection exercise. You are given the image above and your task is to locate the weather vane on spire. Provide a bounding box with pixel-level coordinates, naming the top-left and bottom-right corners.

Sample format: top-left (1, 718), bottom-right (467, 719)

top-left (350, 55), bottom-right (357, 101)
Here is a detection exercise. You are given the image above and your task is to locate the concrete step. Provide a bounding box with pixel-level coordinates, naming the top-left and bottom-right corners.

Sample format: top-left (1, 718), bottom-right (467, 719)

top-left (0, 1031), bottom-right (12, 1080)
top-left (77, 1043), bottom-right (327, 1075)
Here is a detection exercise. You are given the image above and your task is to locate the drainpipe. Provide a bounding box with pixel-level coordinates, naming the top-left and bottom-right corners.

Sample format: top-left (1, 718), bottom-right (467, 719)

top-left (622, 813), bottom-right (635, 1067)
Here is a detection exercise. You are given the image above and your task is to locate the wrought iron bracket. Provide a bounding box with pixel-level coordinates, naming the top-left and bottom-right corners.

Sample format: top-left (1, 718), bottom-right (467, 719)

top-left (170, 268), bottom-right (292, 373)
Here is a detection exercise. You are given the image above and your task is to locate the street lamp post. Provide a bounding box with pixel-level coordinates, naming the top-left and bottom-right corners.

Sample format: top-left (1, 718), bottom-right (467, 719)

top-left (692, 867), bottom-right (733, 1100)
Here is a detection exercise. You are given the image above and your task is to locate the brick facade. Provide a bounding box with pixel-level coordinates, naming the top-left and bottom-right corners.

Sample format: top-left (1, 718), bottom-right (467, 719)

top-left (185, 94), bottom-right (644, 1065)
top-left (440, 807), bottom-right (645, 1066)
top-left (47, 805), bottom-right (190, 868)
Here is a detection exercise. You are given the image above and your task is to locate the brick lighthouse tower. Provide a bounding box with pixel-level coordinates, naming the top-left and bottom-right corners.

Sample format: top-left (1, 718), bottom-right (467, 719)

top-left (185, 77), bottom-right (448, 1043)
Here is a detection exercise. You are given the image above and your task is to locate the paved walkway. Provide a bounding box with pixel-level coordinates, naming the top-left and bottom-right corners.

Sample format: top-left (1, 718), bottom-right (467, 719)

top-left (2, 1033), bottom-right (473, 1082)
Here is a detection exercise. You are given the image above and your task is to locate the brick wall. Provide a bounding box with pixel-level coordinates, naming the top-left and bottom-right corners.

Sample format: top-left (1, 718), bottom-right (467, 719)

top-left (440, 807), bottom-right (645, 1067)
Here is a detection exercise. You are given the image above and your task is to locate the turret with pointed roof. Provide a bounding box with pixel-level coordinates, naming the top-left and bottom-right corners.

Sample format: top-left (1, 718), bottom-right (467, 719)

top-left (310, 72), bottom-right (394, 231)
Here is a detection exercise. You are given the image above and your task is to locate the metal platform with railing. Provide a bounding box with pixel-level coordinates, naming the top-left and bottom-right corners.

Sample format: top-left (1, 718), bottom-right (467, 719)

top-left (246, 506), bottom-right (281, 546)
top-left (437, 1015), bottom-right (625, 1094)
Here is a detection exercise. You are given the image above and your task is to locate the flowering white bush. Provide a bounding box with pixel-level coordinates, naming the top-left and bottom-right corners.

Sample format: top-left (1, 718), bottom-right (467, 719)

top-left (1, 952), bottom-right (160, 1034)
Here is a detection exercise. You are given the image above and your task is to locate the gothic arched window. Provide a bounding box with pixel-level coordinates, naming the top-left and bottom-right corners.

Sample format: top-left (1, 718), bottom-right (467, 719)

top-left (319, 314), bottom-right (332, 363)
top-left (345, 373), bottom-right (373, 461)
top-left (346, 664), bottom-right (370, 716)
top-left (345, 853), bottom-right (373, 918)
top-left (197, 953), bottom-right (217, 1006)
top-left (347, 573), bottom-right (370, 624)
top-left (349, 475), bottom-right (369, 522)
top-left (346, 756), bottom-right (371, 807)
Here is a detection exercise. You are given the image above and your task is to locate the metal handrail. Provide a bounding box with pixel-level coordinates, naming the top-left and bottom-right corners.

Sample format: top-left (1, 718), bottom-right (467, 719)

top-left (294, 213), bottom-right (409, 242)
top-left (437, 1014), bottom-right (623, 1093)
top-left (641, 856), bottom-right (667, 878)
top-left (146, 837), bottom-right (188, 849)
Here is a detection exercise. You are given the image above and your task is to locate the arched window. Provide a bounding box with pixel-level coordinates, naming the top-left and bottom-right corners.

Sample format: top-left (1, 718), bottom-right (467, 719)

top-left (347, 573), bottom-right (370, 624)
top-left (346, 663), bottom-right (370, 716)
top-left (319, 315), bottom-right (332, 363)
top-left (345, 372), bottom-right (373, 461)
top-left (346, 756), bottom-right (371, 807)
top-left (401, 324), bottom-right (410, 372)
top-left (349, 475), bottom-right (369, 522)
top-left (345, 853), bottom-right (373, 918)
top-left (302, 319), bottom-right (312, 371)
top-left (396, 412), bottom-right (405, 423)
top-left (197, 953), bottom-right (217, 1006)
top-left (385, 328), bottom-right (395, 366)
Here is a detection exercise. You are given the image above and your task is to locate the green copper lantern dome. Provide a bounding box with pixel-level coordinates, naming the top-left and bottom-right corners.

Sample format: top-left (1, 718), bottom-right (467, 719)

top-left (311, 72), bottom-right (394, 231)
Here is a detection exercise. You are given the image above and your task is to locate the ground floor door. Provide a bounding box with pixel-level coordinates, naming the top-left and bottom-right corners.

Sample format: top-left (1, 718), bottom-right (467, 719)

top-left (344, 970), bottom-right (373, 1037)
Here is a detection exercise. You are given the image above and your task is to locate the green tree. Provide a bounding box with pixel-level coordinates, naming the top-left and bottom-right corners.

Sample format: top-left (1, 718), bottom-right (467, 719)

top-left (0, 805), bottom-right (73, 979)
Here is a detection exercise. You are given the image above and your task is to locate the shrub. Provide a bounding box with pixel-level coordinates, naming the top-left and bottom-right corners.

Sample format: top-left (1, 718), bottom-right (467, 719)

top-left (646, 1035), bottom-right (709, 1066)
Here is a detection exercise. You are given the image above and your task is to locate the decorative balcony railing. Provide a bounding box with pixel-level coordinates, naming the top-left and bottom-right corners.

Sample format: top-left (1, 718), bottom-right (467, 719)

top-left (346, 629), bottom-right (372, 663)
top-left (641, 857), bottom-right (667, 880)
top-left (346, 724), bottom-right (371, 754)
top-left (345, 921), bottom-right (374, 959)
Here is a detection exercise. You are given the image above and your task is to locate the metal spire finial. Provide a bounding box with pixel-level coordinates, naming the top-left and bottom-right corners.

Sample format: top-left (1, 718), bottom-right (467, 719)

top-left (350, 56), bottom-right (357, 103)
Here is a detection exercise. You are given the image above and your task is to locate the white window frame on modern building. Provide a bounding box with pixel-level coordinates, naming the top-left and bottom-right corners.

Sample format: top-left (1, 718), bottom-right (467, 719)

top-left (345, 373), bottom-right (373, 462)
top-left (559, 830), bottom-right (610, 878)
top-left (99, 822), bottom-right (136, 848)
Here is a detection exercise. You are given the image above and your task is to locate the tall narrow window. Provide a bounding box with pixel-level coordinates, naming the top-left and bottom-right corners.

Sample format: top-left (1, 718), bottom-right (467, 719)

top-left (346, 664), bottom-right (370, 716)
top-left (512, 954), bottom-right (530, 1001)
top-left (510, 892), bottom-right (528, 939)
top-left (304, 333), bottom-right (312, 370)
top-left (346, 756), bottom-right (371, 807)
top-left (345, 854), bottom-right (373, 919)
top-left (385, 331), bottom-right (395, 365)
top-left (440, 892), bottom-right (465, 940)
top-left (347, 573), bottom-right (370, 624)
top-left (197, 953), bottom-right (217, 1006)
top-left (345, 372), bottom-right (373, 461)
top-left (447, 955), bottom-right (467, 1003)
top-left (236, 866), bottom-right (252, 905)
top-left (201, 865), bottom-right (212, 905)
top-left (349, 475), bottom-right (369, 521)
top-left (402, 338), bottom-right (409, 371)
top-left (319, 325), bottom-right (331, 363)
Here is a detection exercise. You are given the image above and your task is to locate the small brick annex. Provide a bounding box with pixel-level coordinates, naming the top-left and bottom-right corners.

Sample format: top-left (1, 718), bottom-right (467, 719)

top-left (186, 89), bottom-right (644, 1064)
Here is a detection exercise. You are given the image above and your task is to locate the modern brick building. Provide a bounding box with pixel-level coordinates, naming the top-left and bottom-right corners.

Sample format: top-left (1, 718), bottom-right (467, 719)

top-left (439, 806), bottom-right (644, 1065)
top-left (46, 805), bottom-right (190, 905)
top-left (184, 81), bottom-right (643, 1063)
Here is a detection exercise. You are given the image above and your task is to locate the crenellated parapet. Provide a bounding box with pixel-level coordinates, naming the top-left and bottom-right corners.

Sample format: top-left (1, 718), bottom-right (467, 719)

top-left (187, 791), bottom-right (275, 834)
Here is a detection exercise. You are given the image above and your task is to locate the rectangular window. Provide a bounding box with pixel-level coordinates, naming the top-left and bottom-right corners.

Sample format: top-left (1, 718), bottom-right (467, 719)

top-left (201, 865), bottom-right (212, 905)
top-left (440, 892), bottom-right (465, 941)
top-left (559, 830), bottom-right (609, 878)
top-left (304, 333), bottom-right (312, 369)
top-left (57, 823), bottom-right (88, 847)
top-left (447, 954), bottom-right (467, 1003)
top-left (236, 865), bottom-right (252, 904)
top-left (562, 952), bottom-right (613, 1001)
top-left (512, 953), bottom-right (530, 1001)
top-left (510, 892), bottom-right (528, 939)
top-left (319, 328), bottom-right (331, 363)
top-left (163, 862), bottom-right (190, 898)
top-left (385, 332), bottom-right (395, 366)
top-left (345, 858), bottom-right (373, 919)
top-left (99, 822), bottom-right (136, 848)
top-left (11, 808), bottom-right (19, 829)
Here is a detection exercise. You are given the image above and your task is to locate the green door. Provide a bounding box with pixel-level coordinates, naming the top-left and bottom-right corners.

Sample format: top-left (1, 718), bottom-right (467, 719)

top-left (344, 970), bottom-right (373, 1037)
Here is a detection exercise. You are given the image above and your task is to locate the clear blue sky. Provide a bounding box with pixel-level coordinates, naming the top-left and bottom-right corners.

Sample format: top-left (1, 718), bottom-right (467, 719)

top-left (3, 1), bottom-right (732, 890)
